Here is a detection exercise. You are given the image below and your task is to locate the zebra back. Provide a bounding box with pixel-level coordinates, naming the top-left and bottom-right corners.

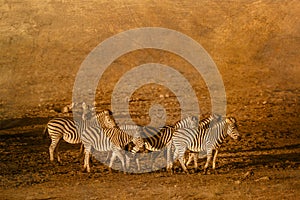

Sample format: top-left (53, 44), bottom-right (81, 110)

top-left (103, 128), bottom-right (144, 150)
top-left (46, 118), bottom-right (80, 143)
top-left (174, 116), bottom-right (199, 130)
top-left (119, 124), bottom-right (143, 137)
top-left (142, 116), bottom-right (198, 151)
top-left (143, 125), bottom-right (175, 151)
top-left (80, 125), bottom-right (113, 152)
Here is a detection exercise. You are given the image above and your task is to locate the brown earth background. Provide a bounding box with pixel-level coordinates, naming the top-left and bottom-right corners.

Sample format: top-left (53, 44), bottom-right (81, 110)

top-left (0, 0), bottom-right (299, 199)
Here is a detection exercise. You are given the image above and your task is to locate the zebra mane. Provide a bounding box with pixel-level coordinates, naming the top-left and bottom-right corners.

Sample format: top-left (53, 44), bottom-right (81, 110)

top-left (206, 116), bottom-right (239, 134)
top-left (199, 113), bottom-right (223, 130)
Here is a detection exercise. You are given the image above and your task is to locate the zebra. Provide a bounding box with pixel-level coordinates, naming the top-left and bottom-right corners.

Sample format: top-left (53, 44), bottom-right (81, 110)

top-left (171, 117), bottom-right (241, 174)
top-left (111, 124), bottom-right (145, 170)
top-left (118, 116), bottom-right (199, 171)
top-left (185, 114), bottom-right (222, 169)
top-left (80, 112), bottom-right (145, 173)
top-left (43, 106), bottom-right (117, 163)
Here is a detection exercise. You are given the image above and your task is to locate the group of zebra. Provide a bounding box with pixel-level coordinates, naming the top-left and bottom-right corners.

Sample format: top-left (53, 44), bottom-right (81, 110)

top-left (44, 102), bottom-right (241, 174)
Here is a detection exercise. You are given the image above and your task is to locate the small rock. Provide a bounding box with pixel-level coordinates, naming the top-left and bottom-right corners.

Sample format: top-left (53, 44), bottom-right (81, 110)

top-left (234, 180), bottom-right (241, 184)
top-left (61, 106), bottom-right (69, 113)
top-left (242, 170), bottom-right (254, 180)
top-left (255, 176), bottom-right (270, 182)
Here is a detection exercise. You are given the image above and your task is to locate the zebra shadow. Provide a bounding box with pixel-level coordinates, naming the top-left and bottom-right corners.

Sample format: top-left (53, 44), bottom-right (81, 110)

top-left (210, 151), bottom-right (300, 174)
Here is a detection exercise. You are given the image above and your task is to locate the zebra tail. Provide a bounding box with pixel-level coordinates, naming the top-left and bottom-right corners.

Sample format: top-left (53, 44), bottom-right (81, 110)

top-left (42, 125), bottom-right (49, 140)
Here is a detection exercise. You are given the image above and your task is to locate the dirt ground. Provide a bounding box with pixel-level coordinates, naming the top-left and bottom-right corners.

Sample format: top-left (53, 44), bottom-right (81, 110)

top-left (1, 0), bottom-right (300, 199)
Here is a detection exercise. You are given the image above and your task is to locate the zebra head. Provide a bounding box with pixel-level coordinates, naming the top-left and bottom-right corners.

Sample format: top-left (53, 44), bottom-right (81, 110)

top-left (97, 109), bottom-right (118, 129)
top-left (175, 115), bottom-right (199, 129)
top-left (81, 102), bottom-right (91, 120)
top-left (81, 103), bottom-right (117, 128)
top-left (131, 137), bottom-right (146, 153)
top-left (225, 117), bottom-right (241, 141)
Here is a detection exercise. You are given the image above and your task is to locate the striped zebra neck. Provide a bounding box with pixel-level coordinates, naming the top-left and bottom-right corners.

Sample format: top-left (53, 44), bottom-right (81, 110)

top-left (206, 120), bottom-right (229, 148)
top-left (95, 114), bottom-right (112, 128)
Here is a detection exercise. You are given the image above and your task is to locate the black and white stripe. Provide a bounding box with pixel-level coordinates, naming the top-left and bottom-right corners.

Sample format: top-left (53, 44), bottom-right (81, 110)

top-left (81, 126), bottom-right (144, 173)
top-left (143, 116), bottom-right (198, 151)
top-left (119, 116), bottom-right (198, 170)
top-left (171, 117), bottom-right (241, 174)
top-left (43, 107), bottom-right (117, 163)
top-left (80, 110), bottom-right (144, 173)
top-left (185, 114), bottom-right (222, 169)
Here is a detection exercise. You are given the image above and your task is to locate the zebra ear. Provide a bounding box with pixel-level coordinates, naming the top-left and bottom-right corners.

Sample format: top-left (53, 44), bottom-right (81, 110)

top-left (82, 102), bottom-right (89, 110)
top-left (104, 109), bottom-right (113, 115)
top-left (213, 113), bottom-right (222, 121)
top-left (90, 107), bottom-right (96, 112)
top-left (192, 116), bottom-right (199, 122)
top-left (226, 117), bottom-right (236, 124)
top-left (229, 117), bottom-right (236, 123)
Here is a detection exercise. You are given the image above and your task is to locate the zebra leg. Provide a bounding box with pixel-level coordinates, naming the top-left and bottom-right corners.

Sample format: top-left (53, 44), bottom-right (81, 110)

top-left (172, 147), bottom-right (188, 174)
top-left (166, 144), bottom-right (174, 173)
top-left (135, 155), bottom-right (141, 172)
top-left (126, 152), bottom-right (141, 172)
top-left (109, 152), bottom-right (117, 173)
top-left (178, 146), bottom-right (188, 173)
top-left (185, 152), bottom-right (199, 173)
top-left (194, 153), bottom-right (199, 171)
top-left (203, 151), bottom-right (213, 175)
top-left (49, 137), bottom-right (60, 162)
top-left (55, 140), bottom-right (62, 163)
top-left (178, 153), bottom-right (189, 174)
top-left (212, 149), bottom-right (218, 173)
top-left (105, 151), bottom-right (112, 163)
top-left (79, 144), bottom-right (84, 157)
top-left (186, 153), bottom-right (199, 172)
top-left (49, 142), bottom-right (55, 162)
top-left (184, 153), bottom-right (192, 166)
top-left (150, 151), bottom-right (160, 170)
top-left (83, 149), bottom-right (91, 173)
top-left (185, 153), bottom-right (193, 166)
top-left (114, 151), bottom-right (127, 174)
top-left (125, 153), bottom-right (131, 171)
